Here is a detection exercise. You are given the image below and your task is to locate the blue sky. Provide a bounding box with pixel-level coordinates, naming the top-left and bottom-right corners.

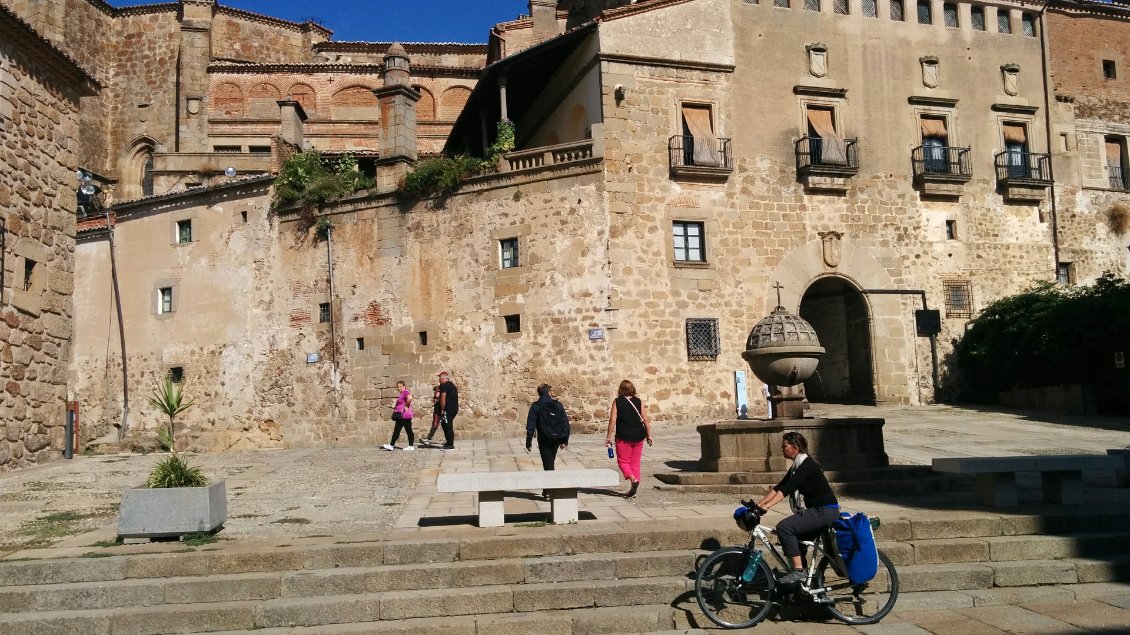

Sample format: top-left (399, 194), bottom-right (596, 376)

top-left (114, 1), bottom-right (530, 43)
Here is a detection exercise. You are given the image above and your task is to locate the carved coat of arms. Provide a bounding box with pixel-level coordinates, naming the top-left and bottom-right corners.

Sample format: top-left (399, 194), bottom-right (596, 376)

top-left (819, 231), bottom-right (843, 268)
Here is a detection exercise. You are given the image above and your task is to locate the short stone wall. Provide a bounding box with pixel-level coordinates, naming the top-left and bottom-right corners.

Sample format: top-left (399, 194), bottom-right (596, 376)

top-left (998, 385), bottom-right (1098, 415)
top-left (697, 417), bottom-right (889, 473)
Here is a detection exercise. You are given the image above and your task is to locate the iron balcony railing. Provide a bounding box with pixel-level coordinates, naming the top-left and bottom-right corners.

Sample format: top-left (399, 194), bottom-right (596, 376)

top-left (912, 145), bottom-right (972, 179)
top-left (668, 135), bottom-right (733, 171)
top-left (1108, 165), bottom-right (1128, 191)
top-left (993, 151), bottom-right (1051, 182)
top-left (795, 136), bottom-right (860, 172)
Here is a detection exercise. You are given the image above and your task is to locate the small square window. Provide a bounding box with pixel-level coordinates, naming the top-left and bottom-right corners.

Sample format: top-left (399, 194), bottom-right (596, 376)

top-left (240, 211), bottom-right (248, 223)
top-left (504, 314), bottom-right (521, 333)
top-left (943, 2), bottom-right (958, 27)
top-left (356, 338), bottom-right (365, 350)
top-left (673, 221), bottom-right (706, 262)
top-left (22, 258), bottom-right (35, 291)
top-left (862, 0), bottom-right (877, 17)
top-left (1056, 262), bottom-right (1074, 285)
top-left (158, 287), bottom-right (174, 314)
top-left (419, 331), bottom-right (428, 345)
top-left (318, 302), bottom-right (331, 323)
top-left (1104, 60), bottom-right (1117, 80)
top-left (500, 237), bottom-right (519, 269)
top-left (890, 0), bottom-right (904, 20)
top-left (176, 219), bottom-right (192, 243)
top-left (168, 367), bottom-right (184, 383)
top-left (804, 0), bottom-right (819, 10)
top-left (686, 318), bottom-right (720, 360)
top-left (971, 6), bottom-right (985, 30)
top-left (833, 0), bottom-right (848, 14)
top-left (942, 280), bottom-right (973, 319)
top-left (997, 10), bottom-right (1011, 33)
top-left (917, 0), bottom-right (932, 24)
top-left (1021, 12), bottom-right (1036, 37)
top-left (945, 220), bottom-right (957, 240)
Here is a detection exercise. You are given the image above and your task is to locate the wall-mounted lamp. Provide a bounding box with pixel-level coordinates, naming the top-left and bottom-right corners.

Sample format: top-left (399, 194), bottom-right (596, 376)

top-left (614, 84), bottom-right (627, 103)
top-left (224, 166), bottom-right (237, 178)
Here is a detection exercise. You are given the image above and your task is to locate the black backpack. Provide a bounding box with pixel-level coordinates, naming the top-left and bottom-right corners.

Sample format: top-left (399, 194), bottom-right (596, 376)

top-left (536, 399), bottom-right (569, 441)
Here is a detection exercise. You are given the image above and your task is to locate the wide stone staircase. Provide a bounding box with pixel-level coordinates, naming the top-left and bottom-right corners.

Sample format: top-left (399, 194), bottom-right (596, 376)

top-left (3, 512), bottom-right (1130, 634)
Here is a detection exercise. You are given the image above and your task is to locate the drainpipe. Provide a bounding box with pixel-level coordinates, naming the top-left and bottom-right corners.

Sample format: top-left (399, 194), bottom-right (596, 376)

top-left (325, 221), bottom-right (338, 372)
top-left (106, 209), bottom-right (129, 438)
top-left (1038, 0), bottom-right (1061, 273)
top-left (860, 288), bottom-right (938, 404)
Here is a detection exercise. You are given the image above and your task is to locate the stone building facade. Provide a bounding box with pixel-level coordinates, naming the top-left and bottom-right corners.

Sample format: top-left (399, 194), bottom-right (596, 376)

top-left (0, 4), bottom-right (97, 469)
top-left (11, 0), bottom-right (1130, 458)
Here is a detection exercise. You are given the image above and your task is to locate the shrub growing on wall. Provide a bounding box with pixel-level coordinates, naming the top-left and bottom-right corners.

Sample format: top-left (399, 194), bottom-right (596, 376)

top-left (273, 151), bottom-right (373, 208)
top-left (954, 272), bottom-right (1130, 402)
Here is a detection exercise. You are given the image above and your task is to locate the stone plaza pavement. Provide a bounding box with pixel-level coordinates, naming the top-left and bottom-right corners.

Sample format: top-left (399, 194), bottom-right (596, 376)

top-left (2, 403), bottom-right (1130, 633)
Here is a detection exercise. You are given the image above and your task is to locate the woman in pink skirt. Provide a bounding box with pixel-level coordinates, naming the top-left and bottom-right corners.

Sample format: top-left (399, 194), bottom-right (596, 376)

top-left (604, 379), bottom-right (653, 498)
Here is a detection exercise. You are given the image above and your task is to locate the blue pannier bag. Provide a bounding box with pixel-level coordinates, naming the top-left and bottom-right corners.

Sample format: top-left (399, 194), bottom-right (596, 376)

top-left (833, 511), bottom-right (878, 584)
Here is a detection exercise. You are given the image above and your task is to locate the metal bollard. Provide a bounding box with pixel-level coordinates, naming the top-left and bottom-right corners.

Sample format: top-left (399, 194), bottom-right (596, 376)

top-left (64, 409), bottom-right (74, 459)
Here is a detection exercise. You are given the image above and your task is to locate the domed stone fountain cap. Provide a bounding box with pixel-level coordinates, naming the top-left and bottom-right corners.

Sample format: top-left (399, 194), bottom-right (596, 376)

top-left (741, 306), bottom-right (825, 387)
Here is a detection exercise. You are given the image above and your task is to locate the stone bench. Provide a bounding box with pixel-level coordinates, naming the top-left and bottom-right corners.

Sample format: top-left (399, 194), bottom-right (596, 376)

top-left (436, 469), bottom-right (620, 527)
top-left (932, 455), bottom-right (1123, 507)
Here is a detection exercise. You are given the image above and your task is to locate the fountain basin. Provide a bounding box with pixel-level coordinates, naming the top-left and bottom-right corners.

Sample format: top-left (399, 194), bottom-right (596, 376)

top-left (696, 417), bottom-right (889, 473)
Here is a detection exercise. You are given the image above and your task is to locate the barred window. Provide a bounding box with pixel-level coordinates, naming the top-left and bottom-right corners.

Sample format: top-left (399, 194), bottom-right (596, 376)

top-left (834, 0), bottom-right (849, 14)
top-left (970, 6), bottom-right (985, 30)
top-left (998, 10), bottom-right (1011, 33)
top-left (1021, 12), bottom-right (1036, 37)
top-left (168, 367), bottom-right (184, 383)
top-left (673, 221), bottom-right (706, 262)
top-left (686, 318), bottom-right (720, 360)
top-left (917, 0), bottom-right (932, 24)
top-left (1056, 262), bottom-right (1074, 285)
top-left (943, 3), bottom-right (958, 27)
top-left (774, 0), bottom-right (790, 7)
top-left (942, 280), bottom-right (973, 319)
top-left (890, 0), bottom-right (904, 21)
top-left (319, 302), bottom-right (331, 323)
top-left (213, 145), bottom-right (241, 153)
top-left (804, 0), bottom-right (819, 10)
top-left (863, 0), bottom-right (877, 17)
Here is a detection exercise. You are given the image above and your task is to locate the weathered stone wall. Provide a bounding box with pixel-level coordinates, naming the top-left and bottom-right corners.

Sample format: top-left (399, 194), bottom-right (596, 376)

top-left (211, 9), bottom-right (323, 64)
top-left (0, 17), bottom-right (82, 470)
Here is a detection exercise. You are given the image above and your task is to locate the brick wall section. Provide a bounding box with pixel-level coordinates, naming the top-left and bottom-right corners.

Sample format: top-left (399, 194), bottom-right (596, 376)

top-left (0, 17), bottom-right (82, 470)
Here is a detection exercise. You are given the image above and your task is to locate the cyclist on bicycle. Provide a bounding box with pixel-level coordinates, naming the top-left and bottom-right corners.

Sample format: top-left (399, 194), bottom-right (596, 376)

top-left (748, 431), bottom-right (839, 585)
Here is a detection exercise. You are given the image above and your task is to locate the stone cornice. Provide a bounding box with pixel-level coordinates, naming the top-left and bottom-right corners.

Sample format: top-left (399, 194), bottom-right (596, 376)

top-left (908, 95), bottom-right (959, 108)
top-left (598, 52), bottom-right (734, 74)
top-left (315, 41), bottom-right (489, 55)
top-left (208, 62), bottom-right (383, 75)
top-left (112, 3), bottom-right (177, 18)
top-left (794, 85), bottom-right (848, 98)
top-left (215, 5), bottom-right (333, 38)
top-left (991, 103), bottom-right (1039, 115)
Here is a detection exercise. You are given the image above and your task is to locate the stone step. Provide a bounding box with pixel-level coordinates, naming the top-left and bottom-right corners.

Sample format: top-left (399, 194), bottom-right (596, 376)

top-left (655, 476), bottom-right (955, 497)
top-left (656, 464), bottom-right (938, 485)
top-left (0, 584), bottom-right (690, 635)
top-left (0, 550), bottom-right (700, 613)
top-left (897, 531), bottom-right (1130, 565)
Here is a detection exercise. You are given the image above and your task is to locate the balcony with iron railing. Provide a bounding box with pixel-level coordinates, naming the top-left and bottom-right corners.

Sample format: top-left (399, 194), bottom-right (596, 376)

top-left (912, 144), bottom-right (972, 197)
top-left (795, 136), bottom-right (859, 192)
top-left (994, 150), bottom-right (1052, 201)
top-left (668, 135), bottom-right (733, 180)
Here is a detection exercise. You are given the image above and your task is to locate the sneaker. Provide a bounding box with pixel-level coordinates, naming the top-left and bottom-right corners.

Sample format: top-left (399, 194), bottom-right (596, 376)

top-left (442, 446), bottom-right (455, 451)
top-left (403, 445), bottom-right (416, 451)
top-left (778, 569), bottom-right (807, 585)
top-left (380, 444), bottom-right (395, 451)
top-left (626, 480), bottom-right (640, 498)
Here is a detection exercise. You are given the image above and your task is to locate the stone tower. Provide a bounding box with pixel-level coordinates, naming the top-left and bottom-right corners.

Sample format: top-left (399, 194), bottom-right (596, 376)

top-left (177, 0), bottom-right (215, 153)
top-left (373, 43), bottom-right (420, 191)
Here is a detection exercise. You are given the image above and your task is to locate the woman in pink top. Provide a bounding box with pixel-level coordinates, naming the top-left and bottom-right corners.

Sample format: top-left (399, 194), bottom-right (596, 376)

top-left (382, 381), bottom-right (415, 451)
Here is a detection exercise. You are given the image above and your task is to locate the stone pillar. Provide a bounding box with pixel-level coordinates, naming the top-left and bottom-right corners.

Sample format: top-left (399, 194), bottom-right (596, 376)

top-left (276, 99), bottom-right (308, 149)
top-left (177, 0), bottom-right (214, 153)
top-left (498, 76), bottom-right (509, 122)
top-left (373, 43), bottom-right (420, 192)
top-left (529, 0), bottom-right (559, 43)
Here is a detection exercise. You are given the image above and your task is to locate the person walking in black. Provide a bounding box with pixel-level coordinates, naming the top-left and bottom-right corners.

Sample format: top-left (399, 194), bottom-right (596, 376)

top-left (436, 371), bottom-right (459, 451)
top-left (526, 384), bottom-right (569, 475)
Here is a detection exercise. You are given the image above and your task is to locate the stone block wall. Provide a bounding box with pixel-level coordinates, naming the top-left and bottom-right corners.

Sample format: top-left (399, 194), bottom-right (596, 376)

top-left (0, 19), bottom-right (82, 470)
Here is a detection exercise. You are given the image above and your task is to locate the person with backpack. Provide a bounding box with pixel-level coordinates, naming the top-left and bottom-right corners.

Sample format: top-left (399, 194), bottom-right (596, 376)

top-left (604, 379), bottom-right (652, 498)
top-left (526, 384), bottom-right (569, 488)
top-left (748, 431), bottom-right (839, 585)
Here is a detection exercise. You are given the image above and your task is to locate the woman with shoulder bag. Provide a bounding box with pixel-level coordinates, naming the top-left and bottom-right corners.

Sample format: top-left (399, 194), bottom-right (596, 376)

top-left (382, 381), bottom-right (415, 451)
top-left (605, 379), bottom-right (653, 498)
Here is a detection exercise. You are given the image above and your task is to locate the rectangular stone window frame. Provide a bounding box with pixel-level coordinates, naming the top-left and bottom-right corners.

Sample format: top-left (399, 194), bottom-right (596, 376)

top-left (1103, 60), bottom-right (1117, 80)
top-left (1104, 135), bottom-right (1128, 190)
top-left (943, 2), bottom-right (959, 27)
top-left (916, 0), bottom-right (932, 24)
top-left (672, 220), bottom-right (707, 264)
top-left (677, 100), bottom-right (725, 169)
top-left (686, 318), bottom-right (721, 361)
top-left (914, 107), bottom-right (958, 172)
top-left (862, 0), bottom-right (877, 18)
top-left (970, 5), bottom-right (985, 30)
top-left (1056, 262), bottom-right (1075, 285)
top-left (499, 237), bottom-right (520, 269)
top-left (942, 279), bottom-right (973, 319)
top-left (167, 366), bottom-right (185, 383)
top-left (318, 302), bottom-right (331, 324)
top-left (495, 303), bottom-right (524, 340)
top-left (802, 97), bottom-right (847, 142)
top-left (175, 219), bottom-right (193, 244)
top-left (154, 283), bottom-right (175, 317)
top-left (803, 0), bottom-right (819, 11)
top-left (833, 0), bottom-right (849, 15)
top-left (11, 241), bottom-right (48, 315)
top-left (997, 8), bottom-right (1012, 34)
top-left (890, 0), bottom-right (905, 21)
top-left (1020, 12), bottom-right (1036, 37)
top-left (490, 224), bottom-right (531, 273)
top-left (945, 219), bottom-right (957, 240)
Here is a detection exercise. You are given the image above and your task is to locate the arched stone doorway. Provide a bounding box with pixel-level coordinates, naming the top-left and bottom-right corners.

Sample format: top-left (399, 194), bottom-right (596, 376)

top-left (799, 277), bottom-right (875, 404)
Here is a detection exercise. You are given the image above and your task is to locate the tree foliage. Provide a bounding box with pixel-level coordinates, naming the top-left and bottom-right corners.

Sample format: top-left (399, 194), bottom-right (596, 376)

top-left (953, 272), bottom-right (1130, 401)
top-left (273, 151), bottom-right (373, 208)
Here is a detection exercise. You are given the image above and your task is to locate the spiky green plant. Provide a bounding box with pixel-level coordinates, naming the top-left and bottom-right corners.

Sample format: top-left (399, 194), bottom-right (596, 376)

top-left (148, 376), bottom-right (196, 449)
top-left (147, 452), bottom-right (208, 488)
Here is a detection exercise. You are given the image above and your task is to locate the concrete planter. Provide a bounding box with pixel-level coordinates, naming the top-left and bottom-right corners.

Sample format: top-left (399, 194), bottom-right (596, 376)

top-left (117, 480), bottom-right (226, 539)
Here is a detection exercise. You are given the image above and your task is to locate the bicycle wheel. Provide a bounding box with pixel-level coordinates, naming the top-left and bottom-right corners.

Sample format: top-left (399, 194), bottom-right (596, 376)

top-left (815, 548), bottom-right (899, 625)
top-left (695, 546), bottom-right (775, 629)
